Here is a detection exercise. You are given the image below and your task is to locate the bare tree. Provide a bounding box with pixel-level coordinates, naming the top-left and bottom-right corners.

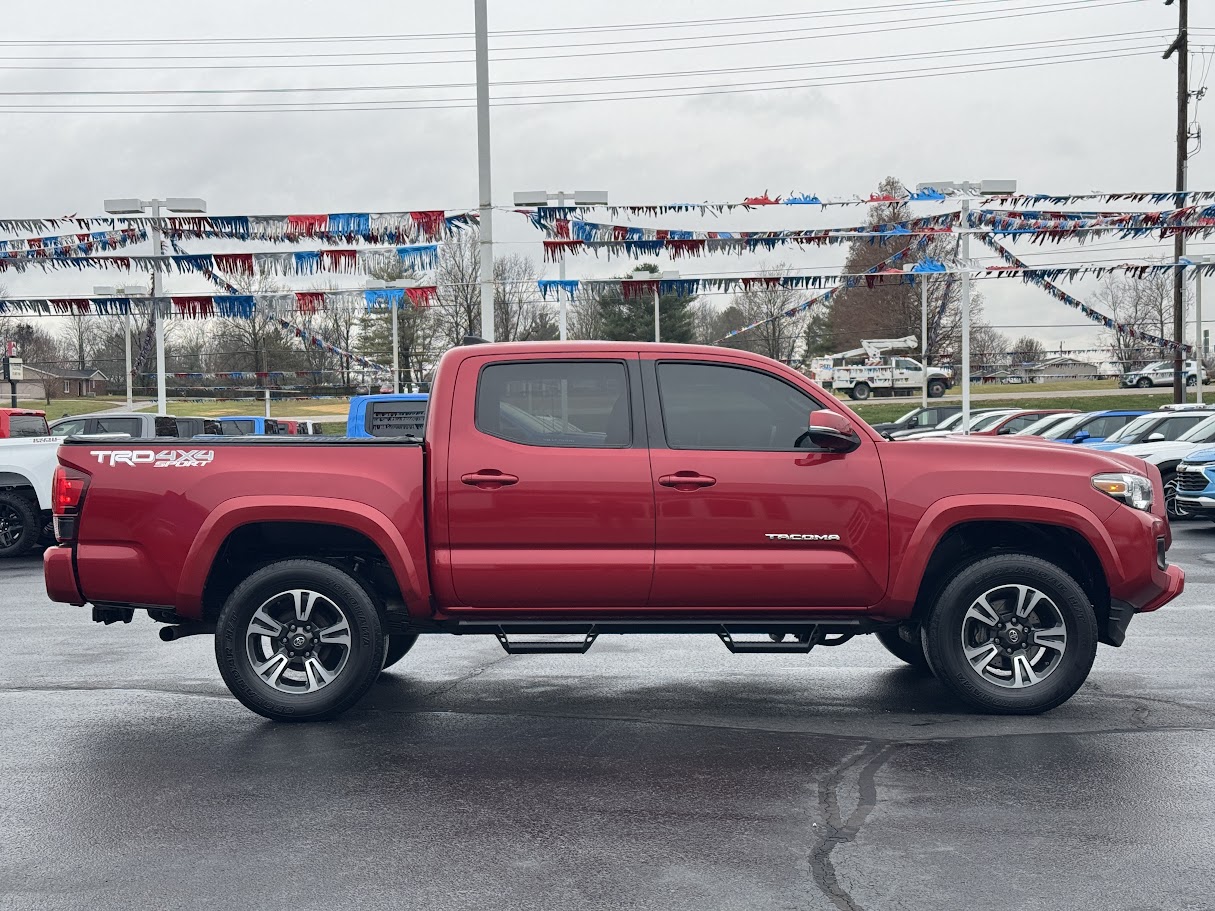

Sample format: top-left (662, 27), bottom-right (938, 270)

top-left (59, 312), bottom-right (103, 370)
top-left (1093, 270), bottom-right (1190, 372)
top-left (1008, 336), bottom-right (1046, 374)
top-left (494, 255), bottom-right (558, 342)
top-left (969, 325), bottom-right (1011, 377)
top-left (357, 261), bottom-right (444, 389)
top-left (9, 322), bottom-right (62, 403)
top-left (435, 230), bottom-right (481, 346)
top-left (208, 274), bottom-right (300, 375)
top-left (568, 284), bottom-right (607, 340)
top-left (719, 265), bottom-right (809, 361)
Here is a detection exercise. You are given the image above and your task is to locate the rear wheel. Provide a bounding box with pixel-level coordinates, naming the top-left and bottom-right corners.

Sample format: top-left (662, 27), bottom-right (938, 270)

top-left (0, 491), bottom-right (39, 558)
top-left (215, 559), bottom-right (386, 722)
top-left (921, 554), bottom-right (1097, 714)
top-left (927, 380), bottom-right (946, 398)
top-left (382, 633), bottom-right (418, 671)
top-left (850, 382), bottom-right (872, 401)
top-left (1187, 375), bottom-right (1198, 387)
top-left (875, 626), bottom-right (930, 671)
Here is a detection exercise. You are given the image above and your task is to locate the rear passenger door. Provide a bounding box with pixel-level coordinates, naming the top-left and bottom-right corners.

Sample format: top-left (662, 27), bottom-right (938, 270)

top-left (643, 357), bottom-right (889, 608)
top-left (442, 354), bottom-right (655, 608)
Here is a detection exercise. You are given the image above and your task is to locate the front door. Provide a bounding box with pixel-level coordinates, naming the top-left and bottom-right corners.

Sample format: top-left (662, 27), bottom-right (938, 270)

top-left (444, 354), bottom-right (655, 608)
top-left (644, 357), bottom-right (888, 608)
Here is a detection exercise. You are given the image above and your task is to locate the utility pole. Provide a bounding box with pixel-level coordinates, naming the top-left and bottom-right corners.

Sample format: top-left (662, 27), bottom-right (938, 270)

top-left (474, 0), bottom-right (495, 341)
top-left (1165, 0), bottom-right (1189, 403)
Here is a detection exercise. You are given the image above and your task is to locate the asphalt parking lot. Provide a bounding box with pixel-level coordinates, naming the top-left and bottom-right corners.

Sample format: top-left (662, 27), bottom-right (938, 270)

top-left (2, 532), bottom-right (1212, 911)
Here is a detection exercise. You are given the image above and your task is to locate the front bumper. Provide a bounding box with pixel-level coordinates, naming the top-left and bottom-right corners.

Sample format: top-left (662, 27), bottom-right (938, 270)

top-left (43, 545), bottom-right (84, 605)
top-left (1176, 494), bottom-right (1215, 519)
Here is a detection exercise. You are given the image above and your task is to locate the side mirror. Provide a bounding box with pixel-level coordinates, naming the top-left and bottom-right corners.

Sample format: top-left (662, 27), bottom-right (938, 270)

top-left (805, 411), bottom-right (861, 453)
top-left (998, 426), bottom-right (1014, 434)
top-left (1146, 432), bottom-right (1166, 442)
top-left (1073, 430), bottom-right (1091, 442)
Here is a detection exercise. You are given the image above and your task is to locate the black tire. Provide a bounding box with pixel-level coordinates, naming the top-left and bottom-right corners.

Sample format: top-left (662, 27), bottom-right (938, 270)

top-left (921, 554), bottom-right (1098, 714)
top-left (1136, 377), bottom-right (1153, 388)
top-left (0, 491), bottom-right (40, 558)
top-left (215, 559), bottom-right (386, 722)
top-left (382, 633), bottom-right (418, 671)
top-left (850, 382), bottom-right (872, 401)
top-left (927, 380), bottom-right (946, 399)
top-left (1187, 375), bottom-right (1197, 387)
top-left (875, 626), bottom-right (930, 671)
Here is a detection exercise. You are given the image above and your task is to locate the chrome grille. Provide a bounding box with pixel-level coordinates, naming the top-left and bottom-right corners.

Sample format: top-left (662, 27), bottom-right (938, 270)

top-left (1176, 466), bottom-right (1209, 492)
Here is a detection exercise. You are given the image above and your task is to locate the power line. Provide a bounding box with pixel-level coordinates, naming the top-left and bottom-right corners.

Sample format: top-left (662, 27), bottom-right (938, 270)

top-left (0, 0), bottom-right (1145, 70)
top-left (0, 32), bottom-right (1161, 97)
top-left (0, 0), bottom-right (1090, 47)
top-left (0, 48), bottom-right (1164, 113)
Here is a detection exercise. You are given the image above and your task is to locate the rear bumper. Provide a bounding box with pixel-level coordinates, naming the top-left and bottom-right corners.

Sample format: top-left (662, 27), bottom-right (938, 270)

top-left (43, 545), bottom-right (84, 605)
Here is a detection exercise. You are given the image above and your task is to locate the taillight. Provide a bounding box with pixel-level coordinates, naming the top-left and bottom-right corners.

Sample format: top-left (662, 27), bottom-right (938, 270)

top-left (52, 466), bottom-right (89, 543)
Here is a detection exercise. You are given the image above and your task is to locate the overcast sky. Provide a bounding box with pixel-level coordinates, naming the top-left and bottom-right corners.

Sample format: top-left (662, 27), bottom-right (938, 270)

top-left (2, 0), bottom-right (1214, 352)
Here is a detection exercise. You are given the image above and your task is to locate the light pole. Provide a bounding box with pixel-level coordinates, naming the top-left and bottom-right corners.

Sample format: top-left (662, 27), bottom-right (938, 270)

top-left (624, 270), bottom-right (680, 342)
top-left (514, 190), bottom-right (609, 340)
top-left (904, 264), bottom-right (931, 407)
top-left (916, 180), bottom-right (1017, 431)
top-left (474, 0), bottom-right (495, 341)
top-left (94, 284), bottom-right (146, 409)
top-left (103, 197), bottom-right (206, 415)
top-left (367, 278), bottom-right (423, 393)
top-left (1189, 254), bottom-right (1215, 404)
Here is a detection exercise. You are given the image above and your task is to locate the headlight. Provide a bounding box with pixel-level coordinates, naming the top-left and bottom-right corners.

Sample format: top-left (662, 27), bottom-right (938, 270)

top-left (1092, 472), bottom-right (1154, 511)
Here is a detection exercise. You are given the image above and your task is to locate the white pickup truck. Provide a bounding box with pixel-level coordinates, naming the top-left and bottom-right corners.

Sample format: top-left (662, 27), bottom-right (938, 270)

top-left (0, 436), bottom-right (60, 557)
top-left (809, 337), bottom-right (954, 401)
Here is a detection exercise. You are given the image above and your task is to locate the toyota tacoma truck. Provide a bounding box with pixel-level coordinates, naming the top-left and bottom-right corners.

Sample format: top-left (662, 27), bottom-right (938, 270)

top-left (43, 342), bottom-right (1184, 722)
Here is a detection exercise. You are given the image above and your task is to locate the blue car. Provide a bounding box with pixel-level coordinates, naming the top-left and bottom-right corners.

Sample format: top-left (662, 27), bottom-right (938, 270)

top-left (1081, 409), bottom-right (1215, 450)
top-left (215, 416), bottom-right (283, 435)
top-left (1040, 410), bottom-right (1150, 445)
top-left (1174, 447), bottom-right (1215, 519)
top-left (347, 394), bottom-right (428, 438)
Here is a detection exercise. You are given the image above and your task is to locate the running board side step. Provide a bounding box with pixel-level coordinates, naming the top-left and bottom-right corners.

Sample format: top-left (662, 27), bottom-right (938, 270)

top-left (718, 626), bottom-right (819, 653)
top-left (494, 627), bottom-right (599, 655)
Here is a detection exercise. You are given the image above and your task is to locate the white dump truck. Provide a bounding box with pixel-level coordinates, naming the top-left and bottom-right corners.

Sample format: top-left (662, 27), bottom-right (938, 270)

top-left (808, 336), bottom-right (954, 400)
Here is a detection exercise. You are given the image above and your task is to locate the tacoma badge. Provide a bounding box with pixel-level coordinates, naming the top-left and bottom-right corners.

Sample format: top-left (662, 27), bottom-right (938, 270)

top-left (765, 533), bottom-right (841, 541)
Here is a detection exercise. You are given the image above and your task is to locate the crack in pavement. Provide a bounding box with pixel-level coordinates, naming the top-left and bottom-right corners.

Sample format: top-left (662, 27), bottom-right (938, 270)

top-left (417, 653), bottom-right (514, 699)
top-left (809, 742), bottom-right (900, 911)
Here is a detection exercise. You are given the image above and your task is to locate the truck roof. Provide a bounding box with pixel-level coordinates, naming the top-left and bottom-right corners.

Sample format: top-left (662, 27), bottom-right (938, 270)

top-left (440, 340), bottom-right (791, 363)
top-left (0, 407), bottom-right (45, 417)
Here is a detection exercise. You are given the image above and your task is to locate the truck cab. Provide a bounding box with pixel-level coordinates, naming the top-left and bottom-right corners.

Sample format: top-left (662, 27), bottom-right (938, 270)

top-left (346, 394), bottom-right (428, 438)
top-left (0, 408), bottom-right (50, 439)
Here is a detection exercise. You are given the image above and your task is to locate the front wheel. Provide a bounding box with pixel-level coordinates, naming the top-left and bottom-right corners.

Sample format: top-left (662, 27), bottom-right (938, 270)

top-left (1136, 377), bottom-right (1153, 388)
top-left (1187, 375), bottom-right (1198, 387)
top-left (875, 626), bottom-right (930, 671)
top-left (850, 382), bottom-right (872, 401)
top-left (215, 559), bottom-right (386, 722)
top-left (921, 554), bottom-right (1097, 714)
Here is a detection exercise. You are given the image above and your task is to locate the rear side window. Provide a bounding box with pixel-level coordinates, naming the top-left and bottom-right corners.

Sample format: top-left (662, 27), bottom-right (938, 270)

top-left (1164, 416), bottom-right (1205, 439)
top-left (96, 417), bottom-right (142, 436)
top-left (264, 421), bottom-right (279, 435)
top-left (51, 419), bottom-right (87, 437)
top-left (8, 416), bottom-right (49, 437)
top-left (222, 420), bottom-right (254, 435)
top-left (155, 416), bottom-right (179, 437)
top-left (998, 414), bottom-right (1042, 434)
top-left (476, 361), bottom-right (630, 448)
top-left (366, 401), bottom-right (427, 438)
top-left (657, 362), bottom-right (821, 451)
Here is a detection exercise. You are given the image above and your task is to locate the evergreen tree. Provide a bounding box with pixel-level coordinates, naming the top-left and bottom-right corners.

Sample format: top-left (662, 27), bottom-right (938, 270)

top-left (594, 264), bottom-right (696, 343)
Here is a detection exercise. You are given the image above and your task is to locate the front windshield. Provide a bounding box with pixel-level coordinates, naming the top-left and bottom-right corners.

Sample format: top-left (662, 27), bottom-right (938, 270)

top-left (935, 412), bottom-right (965, 430)
top-left (969, 411), bottom-right (1016, 431)
top-left (1043, 414), bottom-right (1088, 439)
top-left (894, 407), bottom-right (920, 424)
top-left (1178, 414), bottom-right (1215, 442)
top-left (1104, 414), bottom-right (1157, 443)
top-left (1138, 361), bottom-right (1166, 373)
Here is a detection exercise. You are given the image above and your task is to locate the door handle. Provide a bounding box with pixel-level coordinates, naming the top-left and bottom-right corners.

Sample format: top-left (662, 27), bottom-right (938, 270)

top-left (658, 471), bottom-right (717, 491)
top-left (461, 470), bottom-right (519, 490)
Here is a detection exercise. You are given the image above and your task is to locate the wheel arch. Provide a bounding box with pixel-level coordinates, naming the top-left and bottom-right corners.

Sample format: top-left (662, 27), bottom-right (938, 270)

top-left (179, 497), bottom-right (429, 621)
top-left (889, 498), bottom-right (1118, 640)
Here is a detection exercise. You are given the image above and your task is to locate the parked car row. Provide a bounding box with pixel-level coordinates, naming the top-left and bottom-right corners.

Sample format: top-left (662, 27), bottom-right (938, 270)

top-left (870, 403), bottom-right (1215, 520)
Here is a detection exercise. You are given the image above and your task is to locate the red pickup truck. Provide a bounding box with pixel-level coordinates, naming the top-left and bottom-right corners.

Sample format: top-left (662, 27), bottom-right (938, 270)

top-left (43, 342), bottom-right (1184, 722)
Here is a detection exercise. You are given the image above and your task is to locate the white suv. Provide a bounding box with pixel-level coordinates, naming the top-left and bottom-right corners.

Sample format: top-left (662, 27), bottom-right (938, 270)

top-left (1116, 413), bottom-right (1215, 518)
top-left (1120, 360), bottom-right (1203, 388)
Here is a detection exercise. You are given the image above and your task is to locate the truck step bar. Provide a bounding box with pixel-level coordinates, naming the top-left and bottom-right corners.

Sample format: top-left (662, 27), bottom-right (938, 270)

top-left (494, 628), bottom-right (599, 655)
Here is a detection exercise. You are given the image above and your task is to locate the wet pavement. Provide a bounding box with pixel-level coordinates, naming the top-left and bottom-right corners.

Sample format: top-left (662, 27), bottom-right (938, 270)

top-left (1, 530), bottom-right (1212, 911)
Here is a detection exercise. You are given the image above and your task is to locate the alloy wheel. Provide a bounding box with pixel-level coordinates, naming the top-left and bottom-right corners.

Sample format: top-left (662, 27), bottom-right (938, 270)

top-left (0, 504), bottom-right (24, 549)
top-left (245, 589), bottom-right (353, 694)
top-left (960, 584), bottom-right (1068, 689)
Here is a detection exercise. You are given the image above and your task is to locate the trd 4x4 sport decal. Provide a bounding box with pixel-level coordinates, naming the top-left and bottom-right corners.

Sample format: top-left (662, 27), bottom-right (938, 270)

top-left (89, 449), bottom-right (215, 468)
